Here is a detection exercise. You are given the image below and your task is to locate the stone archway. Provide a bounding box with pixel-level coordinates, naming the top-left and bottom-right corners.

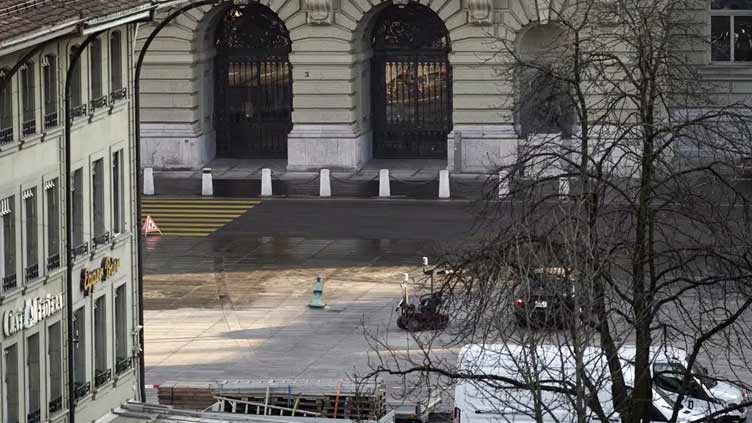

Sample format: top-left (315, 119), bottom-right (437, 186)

top-left (369, 3), bottom-right (452, 159)
top-left (214, 3), bottom-right (293, 158)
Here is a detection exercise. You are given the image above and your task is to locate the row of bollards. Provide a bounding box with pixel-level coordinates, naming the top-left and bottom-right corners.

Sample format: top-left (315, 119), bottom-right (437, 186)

top-left (143, 167), bottom-right (572, 199)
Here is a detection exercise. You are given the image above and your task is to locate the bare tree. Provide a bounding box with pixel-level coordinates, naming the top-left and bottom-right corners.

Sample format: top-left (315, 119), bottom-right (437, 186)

top-left (360, 1), bottom-right (752, 422)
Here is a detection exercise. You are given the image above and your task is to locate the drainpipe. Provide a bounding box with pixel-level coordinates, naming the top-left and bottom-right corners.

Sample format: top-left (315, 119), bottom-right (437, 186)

top-left (64, 30), bottom-right (104, 423)
top-left (133, 0), bottom-right (222, 403)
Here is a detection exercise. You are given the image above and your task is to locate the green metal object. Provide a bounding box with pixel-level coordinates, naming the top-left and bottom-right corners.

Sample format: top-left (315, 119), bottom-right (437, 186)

top-left (309, 276), bottom-right (326, 309)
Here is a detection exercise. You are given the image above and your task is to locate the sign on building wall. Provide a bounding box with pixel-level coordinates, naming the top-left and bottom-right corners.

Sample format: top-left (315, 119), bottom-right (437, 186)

top-left (3, 293), bottom-right (64, 337)
top-left (81, 257), bottom-right (121, 296)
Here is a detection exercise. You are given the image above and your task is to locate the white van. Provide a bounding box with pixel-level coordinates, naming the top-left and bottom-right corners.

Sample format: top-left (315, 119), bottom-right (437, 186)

top-left (454, 344), bottom-right (748, 423)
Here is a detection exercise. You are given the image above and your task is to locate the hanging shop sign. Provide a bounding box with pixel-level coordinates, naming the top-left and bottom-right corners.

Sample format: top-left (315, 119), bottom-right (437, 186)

top-left (81, 256), bottom-right (121, 296)
top-left (3, 293), bottom-right (64, 337)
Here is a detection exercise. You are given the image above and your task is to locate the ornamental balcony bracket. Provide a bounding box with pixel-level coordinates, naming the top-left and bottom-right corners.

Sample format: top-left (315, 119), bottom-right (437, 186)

top-left (467, 0), bottom-right (493, 25)
top-left (305, 0), bottom-right (333, 25)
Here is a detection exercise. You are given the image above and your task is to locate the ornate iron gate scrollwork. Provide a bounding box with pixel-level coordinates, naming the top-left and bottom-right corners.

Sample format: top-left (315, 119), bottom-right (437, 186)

top-left (215, 4), bottom-right (293, 158)
top-left (371, 3), bottom-right (452, 159)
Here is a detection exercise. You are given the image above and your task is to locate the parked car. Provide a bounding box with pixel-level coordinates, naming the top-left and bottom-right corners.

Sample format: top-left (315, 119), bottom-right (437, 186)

top-left (512, 267), bottom-right (577, 328)
top-left (454, 343), bottom-right (747, 423)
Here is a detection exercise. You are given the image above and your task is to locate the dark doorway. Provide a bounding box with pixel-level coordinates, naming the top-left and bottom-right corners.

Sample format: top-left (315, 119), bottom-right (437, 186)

top-left (215, 4), bottom-right (292, 158)
top-left (371, 3), bottom-right (452, 159)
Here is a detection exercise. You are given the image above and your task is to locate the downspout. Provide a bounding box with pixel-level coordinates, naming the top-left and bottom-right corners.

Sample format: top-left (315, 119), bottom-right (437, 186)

top-left (64, 30), bottom-right (105, 423)
top-left (133, 0), bottom-right (222, 403)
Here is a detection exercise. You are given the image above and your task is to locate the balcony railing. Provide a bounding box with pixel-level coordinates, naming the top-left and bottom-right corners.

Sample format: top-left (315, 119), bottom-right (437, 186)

top-left (22, 119), bottom-right (36, 137)
top-left (116, 357), bottom-right (132, 374)
top-left (2, 274), bottom-right (17, 291)
top-left (44, 112), bottom-right (58, 129)
top-left (74, 381), bottom-right (90, 399)
top-left (95, 368), bottom-right (112, 387)
top-left (47, 253), bottom-right (60, 271)
top-left (0, 127), bottom-right (12, 145)
top-left (70, 104), bottom-right (87, 119)
top-left (111, 87), bottom-right (127, 102)
top-left (27, 408), bottom-right (41, 423)
top-left (72, 242), bottom-right (88, 258)
top-left (24, 264), bottom-right (39, 282)
top-left (90, 95), bottom-right (108, 112)
top-left (93, 231), bottom-right (110, 246)
top-left (48, 396), bottom-right (63, 414)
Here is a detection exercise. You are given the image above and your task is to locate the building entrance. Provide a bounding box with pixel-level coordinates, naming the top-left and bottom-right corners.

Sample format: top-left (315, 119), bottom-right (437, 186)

top-left (214, 4), bottom-right (292, 158)
top-left (371, 3), bottom-right (452, 159)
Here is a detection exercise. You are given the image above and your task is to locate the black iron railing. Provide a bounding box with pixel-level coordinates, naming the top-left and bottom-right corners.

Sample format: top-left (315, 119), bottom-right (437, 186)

top-left (111, 87), bottom-right (127, 101)
top-left (44, 112), bottom-right (58, 129)
top-left (74, 381), bottom-right (90, 399)
top-left (0, 127), bottom-right (12, 145)
top-left (48, 396), bottom-right (63, 414)
top-left (27, 409), bottom-right (41, 423)
top-left (47, 253), bottom-right (60, 271)
top-left (72, 242), bottom-right (88, 257)
top-left (70, 104), bottom-right (87, 119)
top-left (93, 231), bottom-right (110, 246)
top-left (24, 264), bottom-right (39, 282)
top-left (116, 357), bottom-right (132, 374)
top-left (22, 119), bottom-right (36, 137)
top-left (2, 274), bottom-right (17, 291)
top-left (90, 95), bottom-right (108, 112)
top-left (95, 368), bottom-right (112, 387)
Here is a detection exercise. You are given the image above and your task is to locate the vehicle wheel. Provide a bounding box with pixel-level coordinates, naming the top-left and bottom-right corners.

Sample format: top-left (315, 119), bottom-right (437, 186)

top-left (397, 315), bottom-right (408, 330)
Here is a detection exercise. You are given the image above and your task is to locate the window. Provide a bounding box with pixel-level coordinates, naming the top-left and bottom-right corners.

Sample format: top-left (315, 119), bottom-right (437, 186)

top-left (90, 38), bottom-right (104, 106)
top-left (27, 333), bottom-right (41, 423)
top-left (20, 62), bottom-right (35, 136)
top-left (45, 179), bottom-right (60, 270)
top-left (110, 31), bottom-right (123, 97)
top-left (5, 343), bottom-right (19, 423)
top-left (112, 150), bottom-right (124, 234)
top-left (72, 169), bottom-right (84, 253)
top-left (48, 321), bottom-right (63, 415)
top-left (94, 295), bottom-right (110, 386)
top-left (711, 0), bottom-right (752, 62)
top-left (115, 284), bottom-right (130, 373)
top-left (69, 45), bottom-right (83, 113)
top-left (43, 55), bottom-right (58, 128)
top-left (517, 68), bottom-right (574, 138)
top-left (0, 67), bottom-right (12, 144)
top-left (23, 188), bottom-right (38, 282)
top-left (1, 196), bottom-right (17, 291)
top-left (92, 159), bottom-right (106, 243)
top-left (73, 307), bottom-right (89, 399)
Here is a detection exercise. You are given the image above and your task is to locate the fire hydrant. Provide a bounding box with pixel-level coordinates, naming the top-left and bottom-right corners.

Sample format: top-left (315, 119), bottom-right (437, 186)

top-left (308, 276), bottom-right (326, 309)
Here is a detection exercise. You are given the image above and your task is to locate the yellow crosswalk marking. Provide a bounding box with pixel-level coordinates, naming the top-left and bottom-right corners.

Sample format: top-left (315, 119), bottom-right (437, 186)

top-left (140, 197), bottom-right (259, 237)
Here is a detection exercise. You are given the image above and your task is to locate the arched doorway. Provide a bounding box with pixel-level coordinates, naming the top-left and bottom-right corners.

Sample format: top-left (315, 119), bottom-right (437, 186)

top-left (371, 3), bottom-right (452, 159)
top-left (214, 3), bottom-right (292, 158)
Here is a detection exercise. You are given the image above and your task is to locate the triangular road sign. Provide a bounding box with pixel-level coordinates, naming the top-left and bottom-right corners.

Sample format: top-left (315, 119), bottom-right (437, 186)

top-left (142, 215), bottom-right (163, 236)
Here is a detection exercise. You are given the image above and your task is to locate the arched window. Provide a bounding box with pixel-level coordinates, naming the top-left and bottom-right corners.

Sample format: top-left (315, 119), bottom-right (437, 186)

top-left (90, 38), bottom-right (105, 109)
top-left (110, 31), bottom-right (124, 100)
top-left (43, 55), bottom-right (58, 128)
top-left (0, 68), bottom-right (12, 144)
top-left (20, 62), bottom-right (36, 136)
top-left (69, 45), bottom-right (84, 117)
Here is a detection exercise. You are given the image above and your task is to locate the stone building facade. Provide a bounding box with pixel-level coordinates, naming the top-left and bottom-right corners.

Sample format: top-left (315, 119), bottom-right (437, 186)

top-left (138, 0), bottom-right (752, 176)
top-left (0, 1), bottom-right (150, 422)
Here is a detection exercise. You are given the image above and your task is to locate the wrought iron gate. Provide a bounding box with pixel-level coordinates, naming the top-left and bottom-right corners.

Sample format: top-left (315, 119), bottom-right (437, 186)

top-left (371, 4), bottom-right (452, 159)
top-left (215, 4), bottom-right (292, 158)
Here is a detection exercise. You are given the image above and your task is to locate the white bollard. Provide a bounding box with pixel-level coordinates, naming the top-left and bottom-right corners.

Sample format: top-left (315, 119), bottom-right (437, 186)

top-left (201, 168), bottom-right (213, 197)
top-left (379, 169), bottom-right (390, 198)
top-left (559, 176), bottom-right (570, 200)
top-left (319, 169), bottom-right (331, 197)
top-left (260, 168), bottom-right (273, 196)
top-left (143, 167), bottom-right (155, 196)
top-left (439, 170), bottom-right (450, 199)
top-left (497, 171), bottom-right (509, 198)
